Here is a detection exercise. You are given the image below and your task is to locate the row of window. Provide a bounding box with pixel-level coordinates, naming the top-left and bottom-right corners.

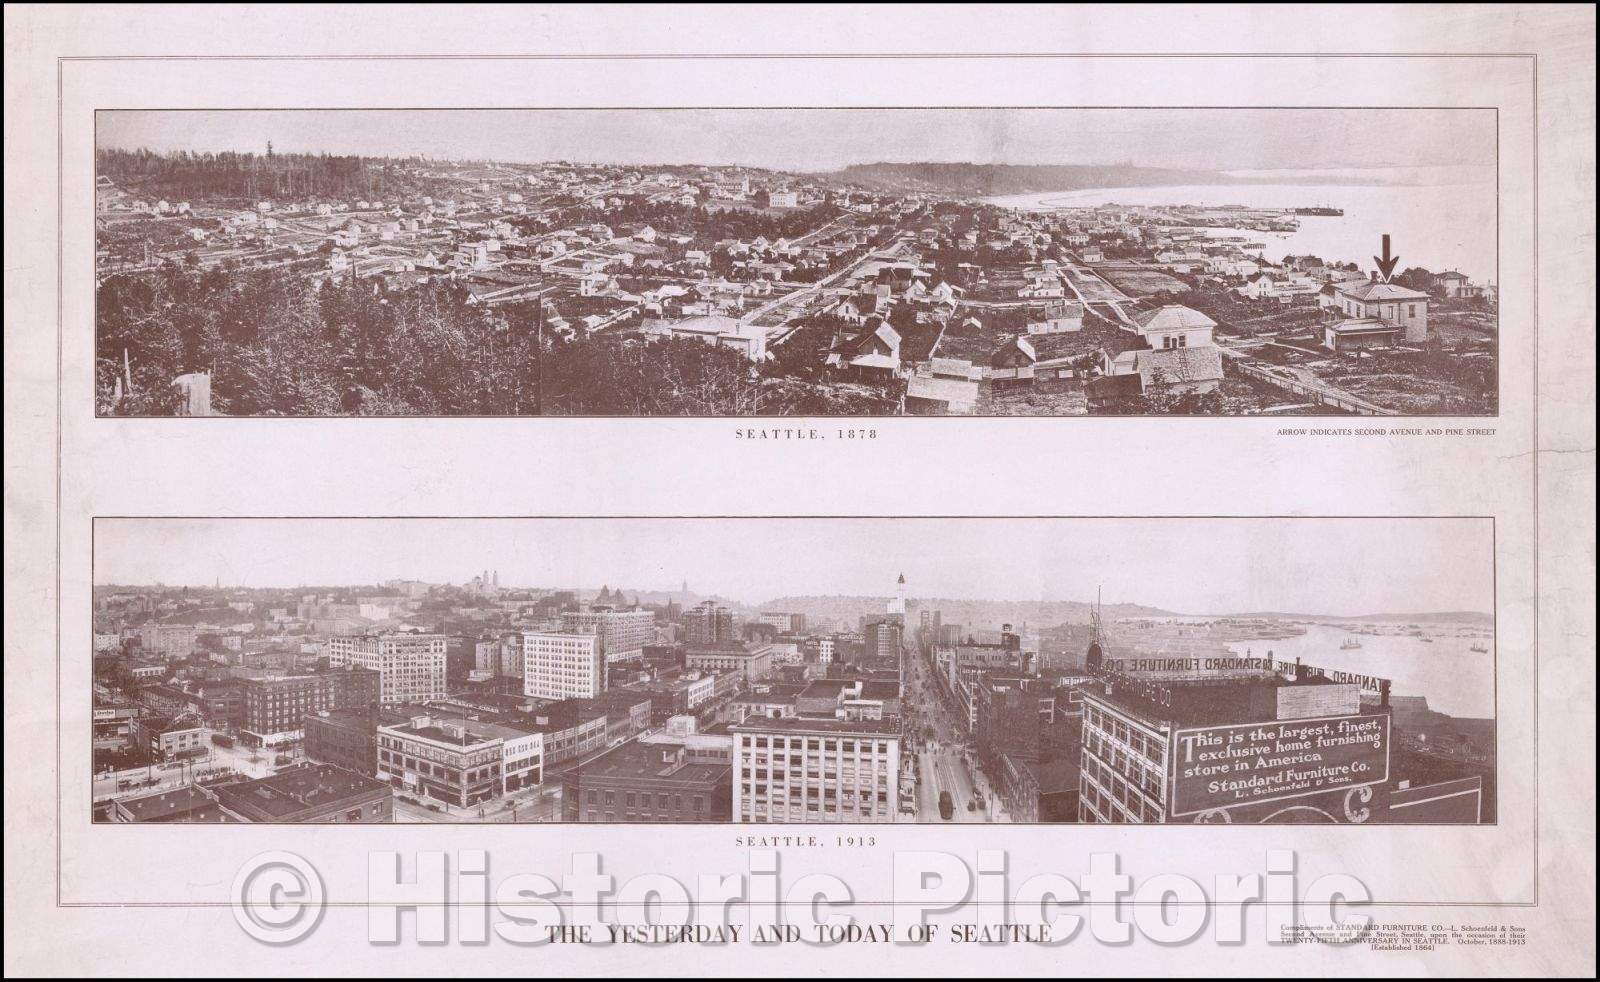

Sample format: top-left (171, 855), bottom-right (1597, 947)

top-left (1082, 730), bottom-right (1164, 793)
top-left (740, 766), bottom-right (888, 781)
top-left (1080, 758), bottom-right (1163, 823)
top-left (584, 789), bottom-right (708, 812)
top-left (742, 736), bottom-right (892, 753)
top-left (742, 754), bottom-right (896, 770)
top-left (380, 748), bottom-right (502, 785)
top-left (742, 804), bottom-right (891, 821)
top-left (742, 786), bottom-right (889, 803)
top-left (1341, 301), bottom-right (1422, 319)
top-left (583, 810), bottom-right (711, 823)
top-left (1083, 706), bottom-right (1163, 761)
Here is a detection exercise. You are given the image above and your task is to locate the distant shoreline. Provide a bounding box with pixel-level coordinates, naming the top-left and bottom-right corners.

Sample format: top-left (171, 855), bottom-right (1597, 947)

top-left (979, 177), bottom-right (1426, 209)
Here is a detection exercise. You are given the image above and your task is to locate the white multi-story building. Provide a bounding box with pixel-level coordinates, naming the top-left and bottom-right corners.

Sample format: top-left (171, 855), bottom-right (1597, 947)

top-left (376, 713), bottom-right (545, 803)
top-left (325, 633), bottom-right (447, 706)
top-left (757, 611), bottom-right (806, 634)
top-left (887, 573), bottom-right (907, 617)
top-left (560, 609), bottom-right (655, 663)
top-left (522, 631), bottom-right (605, 700)
top-left (683, 673), bottom-right (717, 709)
top-left (377, 715), bottom-right (500, 807)
top-left (767, 638), bottom-right (803, 665)
top-left (731, 718), bottom-right (901, 823)
top-left (499, 729), bottom-right (546, 793)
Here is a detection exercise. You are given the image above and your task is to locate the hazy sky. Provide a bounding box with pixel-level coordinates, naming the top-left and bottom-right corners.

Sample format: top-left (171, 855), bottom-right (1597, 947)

top-left (93, 518), bottom-right (1492, 616)
top-left (96, 108), bottom-right (1496, 173)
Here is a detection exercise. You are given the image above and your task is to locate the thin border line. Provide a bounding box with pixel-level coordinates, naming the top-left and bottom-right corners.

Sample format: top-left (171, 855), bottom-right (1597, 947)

top-left (59, 53), bottom-right (1538, 61)
top-left (1529, 49), bottom-right (1539, 908)
top-left (96, 104), bottom-right (1506, 110)
top-left (56, 55), bottom-right (67, 910)
top-left (56, 51), bottom-right (1542, 914)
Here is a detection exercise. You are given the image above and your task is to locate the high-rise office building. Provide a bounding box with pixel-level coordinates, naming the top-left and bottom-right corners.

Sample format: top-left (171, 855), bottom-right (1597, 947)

top-left (731, 717), bottom-right (901, 823)
top-left (522, 631), bottom-right (606, 700)
top-left (325, 633), bottom-right (448, 706)
top-left (561, 608), bottom-right (655, 663)
top-left (684, 600), bottom-right (735, 644)
top-left (1078, 669), bottom-right (1388, 825)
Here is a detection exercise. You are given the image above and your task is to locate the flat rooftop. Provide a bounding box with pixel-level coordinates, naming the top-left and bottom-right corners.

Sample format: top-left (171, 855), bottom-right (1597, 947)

top-left (1090, 672), bottom-right (1368, 727)
top-left (737, 686), bottom-right (806, 705)
top-left (799, 680), bottom-right (852, 698)
top-left (385, 714), bottom-right (532, 745)
top-left (730, 716), bottom-right (901, 738)
top-left (115, 786), bottom-right (232, 823)
top-left (573, 741), bottom-right (729, 786)
top-left (214, 763), bottom-right (388, 818)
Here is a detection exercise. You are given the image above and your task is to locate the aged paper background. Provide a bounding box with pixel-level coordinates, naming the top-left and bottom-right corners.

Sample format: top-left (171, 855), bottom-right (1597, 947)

top-left (4, 4), bottom-right (1594, 977)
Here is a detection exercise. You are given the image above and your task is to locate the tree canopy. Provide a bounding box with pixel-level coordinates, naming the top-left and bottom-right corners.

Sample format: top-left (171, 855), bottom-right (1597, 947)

top-left (96, 266), bottom-right (892, 416)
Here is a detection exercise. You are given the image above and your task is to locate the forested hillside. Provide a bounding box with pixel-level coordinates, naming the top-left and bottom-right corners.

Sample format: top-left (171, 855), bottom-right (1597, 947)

top-left (833, 162), bottom-right (1223, 196)
top-left (98, 147), bottom-right (437, 202)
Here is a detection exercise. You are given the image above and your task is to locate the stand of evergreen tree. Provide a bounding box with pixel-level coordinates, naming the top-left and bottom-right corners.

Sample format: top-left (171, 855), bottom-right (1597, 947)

top-left (95, 265), bottom-right (891, 416)
top-left (98, 147), bottom-right (434, 203)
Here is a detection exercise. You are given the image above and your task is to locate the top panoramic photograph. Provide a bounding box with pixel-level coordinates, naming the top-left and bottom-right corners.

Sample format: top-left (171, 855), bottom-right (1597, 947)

top-left (93, 108), bottom-right (1498, 417)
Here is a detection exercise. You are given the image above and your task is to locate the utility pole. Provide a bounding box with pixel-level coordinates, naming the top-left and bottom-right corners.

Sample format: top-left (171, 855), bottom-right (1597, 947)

top-left (533, 288), bottom-right (545, 415)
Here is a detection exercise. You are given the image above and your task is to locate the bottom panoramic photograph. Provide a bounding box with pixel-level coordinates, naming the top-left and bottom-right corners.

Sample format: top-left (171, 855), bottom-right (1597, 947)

top-left (90, 516), bottom-right (1495, 826)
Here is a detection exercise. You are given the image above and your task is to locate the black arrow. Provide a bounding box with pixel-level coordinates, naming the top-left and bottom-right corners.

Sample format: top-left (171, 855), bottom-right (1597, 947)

top-left (1373, 234), bottom-right (1400, 283)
